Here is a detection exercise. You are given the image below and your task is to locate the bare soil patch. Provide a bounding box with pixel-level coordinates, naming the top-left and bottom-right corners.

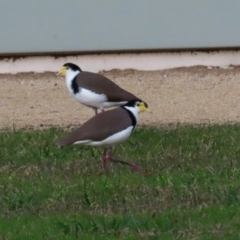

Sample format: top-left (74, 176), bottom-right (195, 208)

top-left (1, 66), bottom-right (240, 129)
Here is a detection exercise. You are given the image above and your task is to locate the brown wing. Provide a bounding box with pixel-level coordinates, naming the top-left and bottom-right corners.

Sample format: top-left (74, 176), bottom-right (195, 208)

top-left (76, 72), bottom-right (140, 102)
top-left (56, 108), bottom-right (132, 146)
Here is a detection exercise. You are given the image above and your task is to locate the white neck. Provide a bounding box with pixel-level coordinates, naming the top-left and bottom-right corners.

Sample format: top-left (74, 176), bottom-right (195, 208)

top-left (124, 106), bottom-right (139, 124)
top-left (65, 70), bottom-right (81, 92)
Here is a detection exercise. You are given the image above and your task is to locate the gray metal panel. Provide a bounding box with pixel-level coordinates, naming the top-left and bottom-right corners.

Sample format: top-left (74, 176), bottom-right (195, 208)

top-left (1, 0), bottom-right (240, 55)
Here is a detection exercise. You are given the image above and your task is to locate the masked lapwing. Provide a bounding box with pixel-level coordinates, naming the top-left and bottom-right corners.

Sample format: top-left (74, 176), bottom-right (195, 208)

top-left (57, 63), bottom-right (141, 115)
top-left (56, 99), bottom-right (149, 173)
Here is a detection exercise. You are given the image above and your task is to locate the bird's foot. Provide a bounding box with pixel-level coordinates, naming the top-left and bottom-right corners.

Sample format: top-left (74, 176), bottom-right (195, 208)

top-left (129, 163), bottom-right (141, 173)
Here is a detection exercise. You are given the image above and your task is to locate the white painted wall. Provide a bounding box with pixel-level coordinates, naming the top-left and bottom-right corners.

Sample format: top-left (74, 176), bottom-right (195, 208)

top-left (0, 50), bottom-right (240, 74)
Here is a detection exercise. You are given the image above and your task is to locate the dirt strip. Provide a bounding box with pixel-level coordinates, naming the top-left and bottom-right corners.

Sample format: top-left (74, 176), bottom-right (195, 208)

top-left (1, 66), bottom-right (240, 129)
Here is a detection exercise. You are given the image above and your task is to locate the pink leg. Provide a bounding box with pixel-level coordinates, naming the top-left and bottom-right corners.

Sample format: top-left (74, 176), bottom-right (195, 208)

top-left (107, 149), bottom-right (140, 173)
top-left (102, 148), bottom-right (108, 173)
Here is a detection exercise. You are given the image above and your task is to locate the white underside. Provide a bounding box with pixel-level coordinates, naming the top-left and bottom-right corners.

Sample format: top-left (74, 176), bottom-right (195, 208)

top-left (74, 88), bottom-right (127, 110)
top-left (66, 71), bottom-right (127, 110)
top-left (74, 88), bottom-right (107, 109)
top-left (73, 126), bottom-right (134, 147)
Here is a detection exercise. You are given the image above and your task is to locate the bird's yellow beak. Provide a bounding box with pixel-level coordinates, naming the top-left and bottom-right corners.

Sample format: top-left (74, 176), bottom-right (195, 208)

top-left (139, 101), bottom-right (150, 112)
top-left (56, 66), bottom-right (67, 76)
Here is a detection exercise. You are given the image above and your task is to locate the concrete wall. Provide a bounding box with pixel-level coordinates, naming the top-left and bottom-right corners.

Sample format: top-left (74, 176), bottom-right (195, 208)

top-left (1, 0), bottom-right (240, 55)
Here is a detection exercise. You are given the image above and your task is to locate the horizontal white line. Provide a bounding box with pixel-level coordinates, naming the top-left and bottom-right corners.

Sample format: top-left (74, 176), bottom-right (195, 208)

top-left (1, 50), bottom-right (240, 74)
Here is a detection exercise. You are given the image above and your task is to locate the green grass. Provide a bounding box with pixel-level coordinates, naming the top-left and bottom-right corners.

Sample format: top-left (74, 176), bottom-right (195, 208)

top-left (1, 124), bottom-right (240, 239)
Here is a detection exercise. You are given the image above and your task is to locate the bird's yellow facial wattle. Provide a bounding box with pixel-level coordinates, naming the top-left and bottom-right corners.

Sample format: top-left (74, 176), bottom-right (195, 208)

top-left (138, 101), bottom-right (150, 112)
top-left (57, 66), bottom-right (68, 76)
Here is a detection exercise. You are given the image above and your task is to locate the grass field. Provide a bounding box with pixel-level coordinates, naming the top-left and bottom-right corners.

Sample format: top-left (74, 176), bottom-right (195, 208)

top-left (1, 124), bottom-right (240, 239)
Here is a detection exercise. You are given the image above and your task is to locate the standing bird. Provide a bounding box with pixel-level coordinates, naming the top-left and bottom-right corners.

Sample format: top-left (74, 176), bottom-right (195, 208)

top-left (56, 100), bottom-right (149, 173)
top-left (57, 62), bottom-right (140, 115)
